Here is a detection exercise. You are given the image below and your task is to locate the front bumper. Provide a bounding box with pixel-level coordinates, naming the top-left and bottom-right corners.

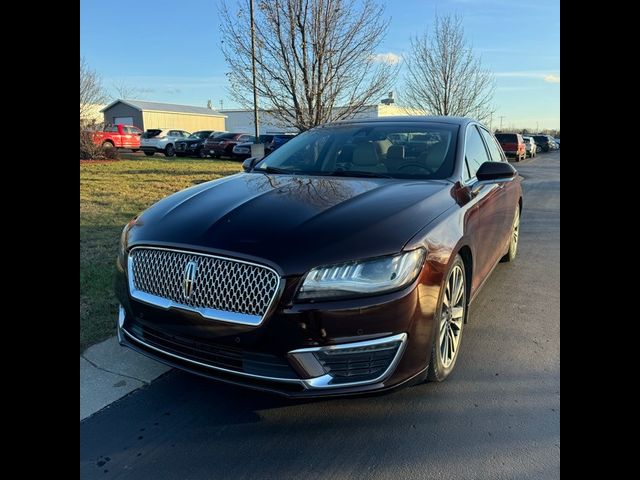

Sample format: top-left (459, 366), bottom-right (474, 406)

top-left (115, 254), bottom-right (437, 398)
top-left (176, 143), bottom-right (201, 155)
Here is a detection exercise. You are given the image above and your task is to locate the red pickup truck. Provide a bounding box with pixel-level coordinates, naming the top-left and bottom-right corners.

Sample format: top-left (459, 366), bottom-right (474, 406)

top-left (92, 124), bottom-right (143, 150)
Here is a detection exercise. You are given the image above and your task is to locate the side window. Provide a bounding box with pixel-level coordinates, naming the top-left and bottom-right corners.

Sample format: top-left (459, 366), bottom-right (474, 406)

top-left (181, 131), bottom-right (190, 137)
top-left (465, 126), bottom-right (491, 179)
top-left (105, 125), bottom-right (118, 133)
top-left (479, 128), bottom-right (505, 162)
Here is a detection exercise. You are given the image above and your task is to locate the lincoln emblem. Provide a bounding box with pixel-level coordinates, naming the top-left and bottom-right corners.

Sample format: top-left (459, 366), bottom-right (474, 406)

top-left (183, 261), bottom-right (198, 299)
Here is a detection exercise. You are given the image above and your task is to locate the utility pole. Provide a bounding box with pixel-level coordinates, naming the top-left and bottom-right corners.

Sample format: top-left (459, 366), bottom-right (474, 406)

top-left (250, 0), bottom-right (259, 140)
top-left (499, 116), bottom-right (505, 131)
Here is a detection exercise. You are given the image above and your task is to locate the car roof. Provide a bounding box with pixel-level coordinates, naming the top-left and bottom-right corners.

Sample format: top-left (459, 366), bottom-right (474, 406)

top-left (324, 115), bottom-right (476, 128)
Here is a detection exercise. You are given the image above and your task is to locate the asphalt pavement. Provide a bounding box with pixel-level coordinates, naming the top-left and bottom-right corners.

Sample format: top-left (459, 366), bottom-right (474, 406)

top-left (80, 151), bottom-right (560, 480)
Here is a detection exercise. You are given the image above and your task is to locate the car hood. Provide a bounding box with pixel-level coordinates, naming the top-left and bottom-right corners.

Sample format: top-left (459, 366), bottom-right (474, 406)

top-left (128, 173), bottom-right (456, 275)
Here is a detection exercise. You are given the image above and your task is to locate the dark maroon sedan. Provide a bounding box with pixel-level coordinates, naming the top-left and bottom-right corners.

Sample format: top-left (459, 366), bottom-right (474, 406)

top-left (115, 116), bottom-right (522, 398)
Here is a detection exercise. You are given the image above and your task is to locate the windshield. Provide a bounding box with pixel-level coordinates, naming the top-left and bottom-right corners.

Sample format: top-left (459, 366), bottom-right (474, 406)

top-left (254, 122), bottom-right (459, 179)
top-left (189, 131), bottom-right (213, 139)
top-left (214, 133), bottom-right (239, 140)
top-left (495, 133), bottom-right (516, 142)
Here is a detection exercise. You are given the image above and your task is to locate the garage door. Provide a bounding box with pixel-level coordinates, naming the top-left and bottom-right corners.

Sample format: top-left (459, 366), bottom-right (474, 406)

top-left (114, 117), bottom-right (134, 125)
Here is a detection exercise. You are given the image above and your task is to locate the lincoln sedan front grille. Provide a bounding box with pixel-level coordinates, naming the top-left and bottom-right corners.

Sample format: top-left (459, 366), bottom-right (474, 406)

top-left (128, 247), bottom-right (281, 325)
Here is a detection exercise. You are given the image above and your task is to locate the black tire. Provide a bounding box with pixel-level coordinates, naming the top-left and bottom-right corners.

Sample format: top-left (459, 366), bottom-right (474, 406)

top-left (198, 148), bottom-right (208, 159)
top-left (144, 151), bottom-right (155, 157)
top-left (102, 141), bottom-right (115, 149)
top-left (164, 144), bottom-right (175, 157)
top-left (427, 255), bottom-right (467, 382)
top-left (500, 207), bottom-right (520, 263)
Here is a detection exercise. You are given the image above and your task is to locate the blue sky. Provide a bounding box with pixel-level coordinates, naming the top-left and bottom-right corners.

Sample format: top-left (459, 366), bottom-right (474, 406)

top-left (80, 0), bottom-right (559, 130)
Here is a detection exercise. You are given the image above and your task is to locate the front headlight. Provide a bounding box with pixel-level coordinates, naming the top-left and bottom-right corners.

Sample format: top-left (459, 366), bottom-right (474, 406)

top-left (119, 218), bottom-right (136, 258)
top-left (297, 249), bottom-right (426, 301)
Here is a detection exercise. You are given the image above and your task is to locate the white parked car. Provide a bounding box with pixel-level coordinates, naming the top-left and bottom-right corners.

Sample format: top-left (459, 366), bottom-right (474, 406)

top-left (522, 136), bottom-right (537, 158)
top-left (140, 129), bottom-right (191, 157)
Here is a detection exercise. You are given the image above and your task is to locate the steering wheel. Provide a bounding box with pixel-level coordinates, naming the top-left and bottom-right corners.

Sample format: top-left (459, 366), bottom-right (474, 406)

top-left (396, 163), bottom-right (432, 174)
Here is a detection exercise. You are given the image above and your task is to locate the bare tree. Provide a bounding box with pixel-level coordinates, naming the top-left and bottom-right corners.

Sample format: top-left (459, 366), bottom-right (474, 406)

top-left (80, 57), bottom-right (107, 125)
top-left (403, 14), bottom-right (495, 123)
top-left (219, 0), bottom-right (398, 131)
top-left (111, 79), bottom-right (142, 100)
top-left (80, 57), bottom-right (109, 159)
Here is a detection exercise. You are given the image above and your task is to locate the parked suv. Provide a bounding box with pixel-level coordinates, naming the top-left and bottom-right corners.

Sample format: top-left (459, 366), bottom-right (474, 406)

top-left (140, 129), bottom-right (192, 157)
top-left (204, 132), bottom-right (255, 158)
top-left (175, 131), bottom-right (218, 158)
top-left (495, 133), bottom-right (526, 162)
top-left (532, 135), bottom-right (553, 153)
top-left (522, 136), bottom-right (537, 158)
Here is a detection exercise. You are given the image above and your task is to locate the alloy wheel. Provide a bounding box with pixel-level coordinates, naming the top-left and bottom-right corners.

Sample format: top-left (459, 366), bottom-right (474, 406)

top-left (510, 208), bottom-right (520, 256)
top-left (439, 265), bottom-right (465, 368)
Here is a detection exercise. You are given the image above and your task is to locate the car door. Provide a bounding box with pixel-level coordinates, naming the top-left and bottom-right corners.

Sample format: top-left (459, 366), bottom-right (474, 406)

top-left (462, 125), bottom-right (508, 292)
top-left (122, 126), bottom-right (140, 149)
top-left (479, 127), bottom-right (519, 255)
top-left (168, 130), bottom-right (182, 145)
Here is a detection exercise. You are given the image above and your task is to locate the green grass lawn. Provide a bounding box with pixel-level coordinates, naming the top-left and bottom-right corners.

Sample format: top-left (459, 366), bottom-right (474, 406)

top-left (80, 154), bottom-right (242, 352)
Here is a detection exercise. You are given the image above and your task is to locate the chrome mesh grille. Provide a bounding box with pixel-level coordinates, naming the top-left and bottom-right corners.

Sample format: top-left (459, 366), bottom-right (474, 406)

top-left (129, 248), bottom-right (280, 317)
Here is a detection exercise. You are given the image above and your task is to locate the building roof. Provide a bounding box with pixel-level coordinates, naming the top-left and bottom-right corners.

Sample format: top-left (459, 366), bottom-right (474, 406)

top-left (101, 99), bottom-right (226, 117)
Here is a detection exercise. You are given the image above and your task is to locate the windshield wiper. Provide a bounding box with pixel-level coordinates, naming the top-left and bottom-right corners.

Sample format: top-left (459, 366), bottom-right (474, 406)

top-left (253, 166), bottom-right (292, 174)
top-left (327, 170), bottom-right (394, 179)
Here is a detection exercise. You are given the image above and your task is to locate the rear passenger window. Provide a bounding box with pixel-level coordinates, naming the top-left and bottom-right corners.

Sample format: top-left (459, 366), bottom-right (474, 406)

top-left (479, 128), bottom-right (505, 162)
top-left (465, 126), bottom-right (491, 179)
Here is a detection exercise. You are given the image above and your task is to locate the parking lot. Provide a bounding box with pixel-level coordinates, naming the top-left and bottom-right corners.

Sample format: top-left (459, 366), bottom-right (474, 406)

top-left (80, 151), bottom-right (560, 480)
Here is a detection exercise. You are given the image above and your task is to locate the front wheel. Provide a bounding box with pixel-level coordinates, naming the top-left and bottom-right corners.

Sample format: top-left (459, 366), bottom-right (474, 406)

top-left (427, 255), bottom-right (466, 382)
top-left (165, 144), bottom-right (175, 157)
top-left (501, 207), bottom-right (520, 263)
top-left (198, 148), bottom-right (208, 158)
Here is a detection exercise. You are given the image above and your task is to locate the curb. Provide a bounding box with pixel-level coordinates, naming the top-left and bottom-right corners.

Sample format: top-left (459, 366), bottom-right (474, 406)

top-left (80, 336), bottom-right (170, 421)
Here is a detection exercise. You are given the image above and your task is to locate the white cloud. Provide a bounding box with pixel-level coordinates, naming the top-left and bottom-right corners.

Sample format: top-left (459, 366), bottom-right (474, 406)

top-left (494, 71), bottom-right (560, 84)
top-left (371, 52), bottom-right (402, 65)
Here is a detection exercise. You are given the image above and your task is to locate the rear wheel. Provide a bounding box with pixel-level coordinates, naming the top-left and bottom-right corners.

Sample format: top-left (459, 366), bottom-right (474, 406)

top-left (144, 151), bottom-right (154, 157)
top-left (427, 255), bottom-right (466, 382)
top-left (501, 207), bottom-right (520, 263)
top-left (165, 144), bottom-right (175, 157)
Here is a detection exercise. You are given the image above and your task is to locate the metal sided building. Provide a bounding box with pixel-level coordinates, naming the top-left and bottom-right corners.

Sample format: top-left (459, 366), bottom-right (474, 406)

top-left (101, 99), bottom-right (226, 132)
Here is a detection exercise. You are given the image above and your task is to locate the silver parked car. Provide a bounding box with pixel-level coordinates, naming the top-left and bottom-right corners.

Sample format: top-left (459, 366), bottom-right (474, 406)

top-left (523, 136), bottom-right (537, 158)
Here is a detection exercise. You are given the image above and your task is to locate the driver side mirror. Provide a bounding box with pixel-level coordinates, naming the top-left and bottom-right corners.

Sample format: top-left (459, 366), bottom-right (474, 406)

top-left (476, 161), bottom-right (517, 181)
top-left (471, 162), bottom-right (517, 194)
top-left (242, 157), bottom-right (259, 172)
